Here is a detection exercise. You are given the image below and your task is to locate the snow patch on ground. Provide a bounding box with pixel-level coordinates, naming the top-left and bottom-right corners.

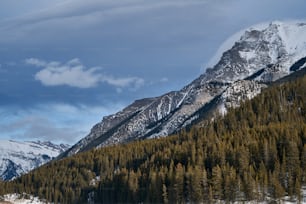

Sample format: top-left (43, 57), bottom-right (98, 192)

top-left (1, 194), bottom-right (46, 204)
top-left (216, 186), bottom-right (306, 203)
top-left (218, 103), bottom-right (227, 115)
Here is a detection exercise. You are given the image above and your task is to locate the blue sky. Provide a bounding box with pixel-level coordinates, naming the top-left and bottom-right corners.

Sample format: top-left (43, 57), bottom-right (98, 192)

top-left (0, 0), bottom-right (305, 144)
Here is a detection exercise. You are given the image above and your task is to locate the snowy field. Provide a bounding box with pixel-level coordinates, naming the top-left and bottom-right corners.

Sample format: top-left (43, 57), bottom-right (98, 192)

top-left (0, 188), bottom-right (305, 204)
top-left (1, 194), bottom-right (306, 204)
top-left (0, 194), bottom-right (45, 204)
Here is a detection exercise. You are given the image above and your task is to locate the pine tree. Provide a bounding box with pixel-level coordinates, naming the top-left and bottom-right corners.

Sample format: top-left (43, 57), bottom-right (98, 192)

top-left (162, 184), bottom-right (168, 204)
top-left (211, 165), bottom-right (223, 199)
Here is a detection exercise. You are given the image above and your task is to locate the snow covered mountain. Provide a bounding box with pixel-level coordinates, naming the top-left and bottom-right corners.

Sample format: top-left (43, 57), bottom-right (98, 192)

top-left (61, 21), bottom-right (306, 157)
top-left (0, 140), bottom-right (69, 180)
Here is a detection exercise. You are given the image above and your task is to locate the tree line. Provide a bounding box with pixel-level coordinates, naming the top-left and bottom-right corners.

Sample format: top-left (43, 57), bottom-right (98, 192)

top-left (0, 75), bottom-right (305, 203)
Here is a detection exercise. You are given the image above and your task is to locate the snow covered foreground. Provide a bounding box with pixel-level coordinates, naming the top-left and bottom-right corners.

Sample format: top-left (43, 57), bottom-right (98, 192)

top-left (1, 190), bottom-right (306, 204)
top-left (0, 194), bottom-right (45, 204)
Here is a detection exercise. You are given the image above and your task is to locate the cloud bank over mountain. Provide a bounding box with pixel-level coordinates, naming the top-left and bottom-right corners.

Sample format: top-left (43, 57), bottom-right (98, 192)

top-left (0, 0), bottom-right (305, 143)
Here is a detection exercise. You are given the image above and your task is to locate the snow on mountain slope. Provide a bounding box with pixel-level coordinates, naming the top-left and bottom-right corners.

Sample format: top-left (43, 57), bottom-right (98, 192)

top-left (61, 20), bottom-right (306, 157)
top-left (219, 80), bottom-right (268, 115)
top-left (202, 21), bottom-right (306, 84)
top-left (207, 20), bottom-right (306, 68)
top-left (0, 140), bottom-right (69, 180)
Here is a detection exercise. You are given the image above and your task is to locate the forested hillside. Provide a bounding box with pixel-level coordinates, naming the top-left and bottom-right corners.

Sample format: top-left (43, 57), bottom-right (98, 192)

top-left (0, 74), bottom-right (305, 203)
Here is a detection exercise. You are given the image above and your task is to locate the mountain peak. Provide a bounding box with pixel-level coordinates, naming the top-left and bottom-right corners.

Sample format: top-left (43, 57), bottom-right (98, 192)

top-left (207, 20), bottom-right (306, 68)
top-left (202, 20), bottom-right (306, 84)
top-left (61, 20), bottom-right (306, 158)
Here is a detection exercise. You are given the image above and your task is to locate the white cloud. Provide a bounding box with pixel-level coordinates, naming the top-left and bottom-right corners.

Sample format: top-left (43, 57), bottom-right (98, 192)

top-left (0, 103), bottom-right (124, 143)
top-left (101, 75), bottom-right (144, 89)
top-left (0, 1), bottom-right (207, 27)
top-left (4, 116), bottom-right (83, 143)
top-left (26, 58), bottom-right (144, 89)
top-left (0, 112), bottom-right (84, 143)
top-left (35, 64), bottom-right (101, 88)
top-left (25, 58), bottom-right (47, 67)
top-left (160, 77), bottom-right (168, 82)
top-left (0, 0), bottom-right (211, 45)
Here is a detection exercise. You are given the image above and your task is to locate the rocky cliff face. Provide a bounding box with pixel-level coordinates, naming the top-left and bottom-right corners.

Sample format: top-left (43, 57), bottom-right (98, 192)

top-left (62, 21), bottom-right (306, 157)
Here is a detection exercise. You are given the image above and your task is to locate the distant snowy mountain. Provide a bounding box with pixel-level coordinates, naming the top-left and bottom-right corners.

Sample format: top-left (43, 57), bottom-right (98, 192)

top-left (61, 21), bottom-right (306, 158)
top-left (0, 140), bottom-right (69, 180)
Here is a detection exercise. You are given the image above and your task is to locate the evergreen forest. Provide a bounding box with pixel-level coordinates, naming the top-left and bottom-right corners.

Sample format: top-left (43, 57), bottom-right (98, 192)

top-left (0, 74), bottom-right (305, 203)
